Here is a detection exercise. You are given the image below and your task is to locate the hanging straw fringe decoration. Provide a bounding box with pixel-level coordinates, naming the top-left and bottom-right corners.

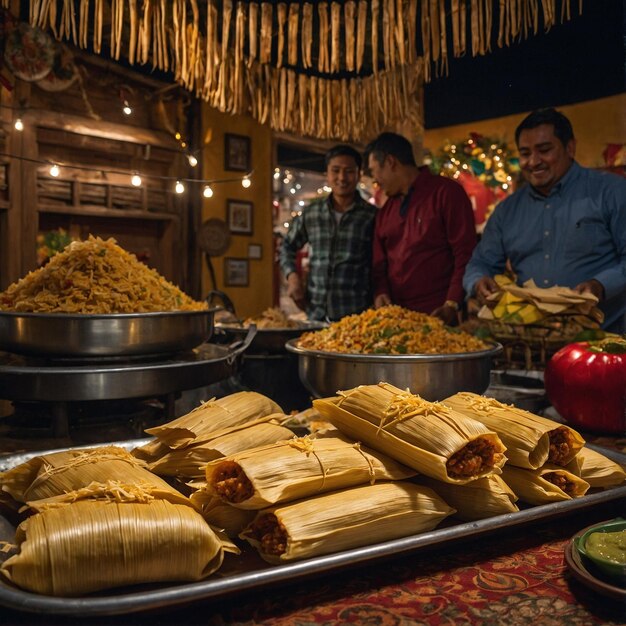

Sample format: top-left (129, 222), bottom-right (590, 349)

top-left (26, 0), bottom-right (581, 142)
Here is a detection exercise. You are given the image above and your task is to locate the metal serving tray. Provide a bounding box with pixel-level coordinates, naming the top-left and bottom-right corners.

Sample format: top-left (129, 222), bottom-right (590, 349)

top-left (0, 443), bottom-right (624, 617)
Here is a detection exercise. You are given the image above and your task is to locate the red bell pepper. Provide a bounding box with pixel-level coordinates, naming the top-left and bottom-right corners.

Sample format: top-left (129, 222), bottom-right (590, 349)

top-left (544, 337), bottom-right (626, 434)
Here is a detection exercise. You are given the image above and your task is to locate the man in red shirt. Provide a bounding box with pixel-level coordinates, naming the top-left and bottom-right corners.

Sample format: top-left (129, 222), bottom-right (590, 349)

top-left (365, 132), bottom-right (476, 326)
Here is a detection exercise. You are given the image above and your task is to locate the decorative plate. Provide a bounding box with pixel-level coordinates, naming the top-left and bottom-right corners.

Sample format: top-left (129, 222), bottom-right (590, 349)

top-left (197, 218), bottom-right (231, 257)
top-left (3, 22), bottom-right (55, 82)
top-left (36, 43), bottom-right (77, 92)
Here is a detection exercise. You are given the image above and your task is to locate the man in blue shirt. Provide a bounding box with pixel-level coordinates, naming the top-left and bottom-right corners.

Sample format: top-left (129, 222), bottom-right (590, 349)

top-left (279, 145), bottom-right (376, 321)
top-left (463, 108), bottom-right (626, 333)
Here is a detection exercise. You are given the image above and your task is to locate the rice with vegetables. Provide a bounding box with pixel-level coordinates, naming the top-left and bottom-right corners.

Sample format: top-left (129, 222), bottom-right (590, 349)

top-left (0, 236), bottom-right (207, 313)
top-left (297, 305), bottom-right (487, 354)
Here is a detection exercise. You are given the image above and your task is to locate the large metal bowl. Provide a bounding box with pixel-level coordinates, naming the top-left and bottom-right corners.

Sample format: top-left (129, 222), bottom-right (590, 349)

top-left (0, 309), bottom-right (218, 358)
top-left (215, 320), bottom-right (327, 354)
top-left (285, 340), bottom-right (503, 400)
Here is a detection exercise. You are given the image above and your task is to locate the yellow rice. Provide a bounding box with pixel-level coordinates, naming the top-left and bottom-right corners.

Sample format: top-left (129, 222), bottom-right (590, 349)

top-left (297, 305), bottom-right (487, 354)
top-left (0, 236), bottom-right (207, 313)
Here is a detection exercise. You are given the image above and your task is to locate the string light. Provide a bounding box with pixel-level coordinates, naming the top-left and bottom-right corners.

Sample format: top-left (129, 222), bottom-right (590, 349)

top-left (203, 185), bottom-right (214, 198)
top-left (14, 118), bottom-right (24, 131)
top-left (49, 164), bottom-right (60, 177)
top-left (131, 173), bottom-right (142, 187)
top-left (175, 180), bottom-right (185, 194)
top-left (187, 154), bottom-right (198, 167)
top-left (122, 100), bottom-right (132, 115)
top-left (241, 175), bottom-right (251, 189)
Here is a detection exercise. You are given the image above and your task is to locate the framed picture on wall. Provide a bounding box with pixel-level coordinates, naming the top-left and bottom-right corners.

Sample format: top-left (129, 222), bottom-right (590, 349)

top-left (224, 257), bottom-right (249, 287)
top-left (227, 199), bottom-right (253, 235)
top-left (224, 133), bottom-right (251, 171)
top-left (248, 243), bottom-right (262, 259)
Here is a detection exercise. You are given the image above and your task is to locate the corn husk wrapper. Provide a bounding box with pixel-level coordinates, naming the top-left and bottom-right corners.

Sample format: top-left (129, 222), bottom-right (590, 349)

top-left (443, 392), bottom-right (585, 469)
top-left (0, 499), bottom-right (224, 596)
top-left (240, 481), bottom-right (455, 564)
top-left (314, 383), bottom-right (506, 484)
top-left (144, 392), bottom-right (283, 448)
top-left (417, 475), bottom-right (519, 521)
top-left (131, 438), bottom-right (170, 463)
top-left (190, 491), bottom-right (255, 537)
top-left (205, 434), bottom-right (416, 509)
top-left (502, 465), bottom-right (590, 505)
top-left (563, 446), bottom-right (626, 488)
top-left (147, 419), bottom-right (294, 479)
top-left (0, 446), bottom-right (190, 507)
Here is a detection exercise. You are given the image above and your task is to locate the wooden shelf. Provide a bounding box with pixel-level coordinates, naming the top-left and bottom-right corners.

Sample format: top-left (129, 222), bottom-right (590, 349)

top-left (38, 203), bottom-right (178, 222)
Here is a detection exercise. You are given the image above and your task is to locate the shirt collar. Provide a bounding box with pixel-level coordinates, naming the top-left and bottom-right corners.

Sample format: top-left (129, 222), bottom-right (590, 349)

top-left (325, 192), bottom-right (359, 213)
top-left (528, 160), bottom-right (580, 200)
top-left (399, 168), bottom-right (429, 217)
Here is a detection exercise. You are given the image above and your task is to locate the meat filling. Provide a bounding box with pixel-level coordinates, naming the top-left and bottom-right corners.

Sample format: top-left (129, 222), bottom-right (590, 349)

top-left (246, 513), bottom-right (288, 556)
top-left (212, 461), bottom-right (254, 503)
top-left (543, 471), bottom-right (576, 496)
top-left (446, 437), bottom-right (501, 478)
top-left (547, 427), bottom-right (574, 466)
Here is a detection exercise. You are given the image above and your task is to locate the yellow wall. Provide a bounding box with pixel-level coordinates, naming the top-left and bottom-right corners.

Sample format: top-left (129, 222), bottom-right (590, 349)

top-left (423, 94), bottom-right (626, 168)
top-left (201, 107), bottom-right (274, 318)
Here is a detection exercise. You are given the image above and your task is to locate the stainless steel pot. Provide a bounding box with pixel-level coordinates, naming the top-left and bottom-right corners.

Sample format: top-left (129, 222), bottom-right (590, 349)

top-left (215, 321), bottom-right (326, 354)
top-left (0, 309), bottom-right (219, 358)
top-left (285, 340), bottom-right (503, 400)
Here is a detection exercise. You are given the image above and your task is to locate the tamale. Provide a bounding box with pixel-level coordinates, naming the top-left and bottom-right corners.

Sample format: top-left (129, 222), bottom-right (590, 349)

top-left (0, 446), bottom-right (190, 507)
top-left (443, 392), bottom-right (584, 468)
top-left (240, 481), bottom-right (455, 563)
top-left (204, 434), bottom-right (416, 509)
top-left (147, 419), bottom-right (294, 479)
top-left (0, 499), bottom-right (224, 596)
top-left (502, 465), bottom-right (589, 505)
top-left (314, 383), bottom-right (506, 484)
top-left (144, 391), bottom-right (283, 449)
top-left (190, 490), bottom-right (256, 537)
top-left (563, 446), bottom-right (626, 488)
top-left (418, 475), bottom-right (519, 521)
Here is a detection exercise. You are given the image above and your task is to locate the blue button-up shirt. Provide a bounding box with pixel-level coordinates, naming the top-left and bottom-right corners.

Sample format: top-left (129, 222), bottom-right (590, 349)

top-left (463, 162), bottom-right (626, 332)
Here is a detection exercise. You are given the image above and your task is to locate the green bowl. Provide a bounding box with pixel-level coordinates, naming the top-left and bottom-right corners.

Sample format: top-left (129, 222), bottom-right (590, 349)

top-left (574, 518), bottom-right (626, 583)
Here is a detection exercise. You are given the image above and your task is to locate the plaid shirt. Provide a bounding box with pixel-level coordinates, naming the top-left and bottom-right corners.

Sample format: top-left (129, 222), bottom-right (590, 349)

top-left (279, 193), bottom-right (377, 321)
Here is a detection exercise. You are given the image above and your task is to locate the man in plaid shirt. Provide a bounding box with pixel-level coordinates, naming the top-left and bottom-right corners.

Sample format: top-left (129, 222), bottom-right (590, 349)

top-left (279, 145), bottom-right (377, 321)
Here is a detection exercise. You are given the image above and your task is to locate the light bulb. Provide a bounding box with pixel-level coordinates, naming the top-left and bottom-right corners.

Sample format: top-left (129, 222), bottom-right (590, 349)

top-left (14, 118), bottom-right (24, 131)
top-left (241, 176), bottom-right (251, 188)
top-left (273, 171), bottom-right (280, 180)
top-left (175, 180), bottom-right (185, 194)
top-left (203, 185), bottom-right (214, 198)
top-left (49, 164), bottom-right (60, 177)
top-left (187, 154), bottom-right (198, 167)
top-left (122, 100), bottom-right (132, 115)
top-left (131, 174), bottom-right (142, 187)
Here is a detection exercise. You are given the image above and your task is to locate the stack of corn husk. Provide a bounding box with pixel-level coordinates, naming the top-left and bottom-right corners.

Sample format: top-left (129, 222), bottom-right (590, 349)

top-left (0, 446), bottom-right (232, 596)
top-left (132, 391), bottom-right (293, 482)
top-left (440, 392), bottom-right (626, 505)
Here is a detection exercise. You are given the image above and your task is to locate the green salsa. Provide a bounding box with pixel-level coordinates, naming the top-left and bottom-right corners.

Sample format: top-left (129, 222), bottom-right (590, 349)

top-left (585, 529), bottom-right (626, 564)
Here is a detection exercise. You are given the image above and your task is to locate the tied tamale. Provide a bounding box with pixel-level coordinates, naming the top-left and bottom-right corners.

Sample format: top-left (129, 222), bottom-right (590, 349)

top-left (418, 475), bottom-right (519, 521)
top-left (190, 490), bottom-right (256, 537)
top-left (314, 383), bottom-right (506, 484)
top-left (563, 446), bottom-right (626, 488)
top-left (502, 465), bottom-right (590, 505)
top-left (204, 435), bottom-right (416, 509)
top-left (147, 419), bottom-right (295, 479)
top-left (0, 499), bottom-right (225, 596)
top-left (443, 392), bottom-right (585, 469)
top-left (240, 481), bottom-right (455, 563)
top-left (144, 391), bottom-right (283, 449)
top-left (0, 446), bottom-right (190, 507)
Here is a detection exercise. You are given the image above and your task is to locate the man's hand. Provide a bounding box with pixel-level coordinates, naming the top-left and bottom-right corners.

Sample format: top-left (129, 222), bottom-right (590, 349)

top-left (374, 293), bottom-right (392, 308)
top-left (574, 279), bottom-right (605, 302)
top-left (474, 276), bottom-right (499, 305)
top-left (431, 304), bottom-right (459, 326)
top-left (286, 273), bottom-right (306, 311)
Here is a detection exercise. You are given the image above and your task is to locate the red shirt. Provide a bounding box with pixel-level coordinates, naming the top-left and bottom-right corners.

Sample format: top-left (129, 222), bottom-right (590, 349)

top-left (372, 168), bottom-right (476, 313)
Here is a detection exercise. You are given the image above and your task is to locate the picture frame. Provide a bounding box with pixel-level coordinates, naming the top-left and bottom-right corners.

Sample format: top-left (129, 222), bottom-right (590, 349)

top-left (224, 133), bottom-right (251, 172)
top-left (227, 199), bottom-right (253, 235)
top-left (248, 243), bottom-right (262, 260)
top-left (224, 257), bottom-right (249, 287)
